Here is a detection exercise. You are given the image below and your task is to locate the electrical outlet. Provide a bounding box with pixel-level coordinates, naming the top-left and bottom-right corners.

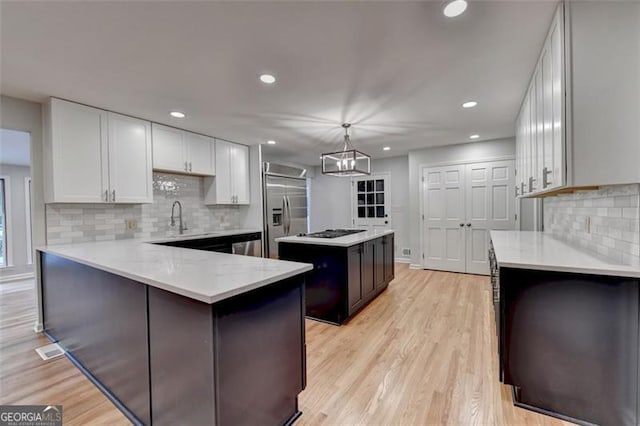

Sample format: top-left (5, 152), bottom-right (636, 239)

top-left (125, 219), bottom-right (138, 231)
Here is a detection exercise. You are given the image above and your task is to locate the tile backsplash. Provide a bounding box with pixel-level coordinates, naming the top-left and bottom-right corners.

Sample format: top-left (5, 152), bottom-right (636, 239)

top-left (46, 173), bottom-right (243, 245)
top-left (543, 184), bottom-right (640, 266)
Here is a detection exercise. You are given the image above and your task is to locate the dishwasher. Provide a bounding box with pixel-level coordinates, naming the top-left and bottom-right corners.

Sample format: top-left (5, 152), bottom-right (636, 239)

top-left (231, 232), bottom-right (263, 257)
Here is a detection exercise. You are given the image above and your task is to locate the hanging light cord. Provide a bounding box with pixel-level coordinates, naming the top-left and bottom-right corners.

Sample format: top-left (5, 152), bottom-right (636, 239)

top-left (342, 123), bottom-right (354, 151)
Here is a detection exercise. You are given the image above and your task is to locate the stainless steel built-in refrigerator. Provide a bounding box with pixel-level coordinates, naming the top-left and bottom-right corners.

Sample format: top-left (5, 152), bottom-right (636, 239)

top-left (263, 162), bottom-right (308, 259)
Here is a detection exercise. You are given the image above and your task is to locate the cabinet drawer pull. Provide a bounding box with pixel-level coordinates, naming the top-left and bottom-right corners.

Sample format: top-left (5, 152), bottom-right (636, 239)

top-left (189, 162), bottom-right (192, 172)
top-left (105, 189), bottom-right (109, 202)
top-left (184, 161), bottom-right (188, 171)
top-left (112, 190), bottom-right (116, 202)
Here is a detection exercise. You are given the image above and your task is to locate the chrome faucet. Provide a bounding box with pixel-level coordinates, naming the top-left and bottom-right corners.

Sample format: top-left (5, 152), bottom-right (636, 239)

top-left (170, 201), bottom-right (188, 234)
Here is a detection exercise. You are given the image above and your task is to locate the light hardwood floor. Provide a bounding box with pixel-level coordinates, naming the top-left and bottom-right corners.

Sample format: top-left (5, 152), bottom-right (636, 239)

top-left (0, 266), bottom-right (572, 425)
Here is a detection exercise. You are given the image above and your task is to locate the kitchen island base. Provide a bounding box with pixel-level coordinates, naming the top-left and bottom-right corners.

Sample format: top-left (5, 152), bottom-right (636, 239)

top-left (278, 233), bottom-right (394, 325)
top-left (41, 252), bottom-right (306, 426)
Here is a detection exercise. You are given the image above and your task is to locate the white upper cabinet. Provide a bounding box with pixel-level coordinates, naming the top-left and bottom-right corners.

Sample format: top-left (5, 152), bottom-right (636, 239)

top-left (515, 1), bottom-right (639, 197)
top-left (204, 139), bottom-right (250, 205)
top-left (152, 124), bottom-right (186, 173)
top-left (107, 112), bottom-right (153, 203)
top-left (185, 132), bottom-right (215, 176)
top-left (152, 124), bottom-right (215, 176)
top-left (44, 98), bottom-right (152, 204)
top-left (44, 99), bottom-right (108, 203)
top-left (231, 142), bottom-right (250, 204)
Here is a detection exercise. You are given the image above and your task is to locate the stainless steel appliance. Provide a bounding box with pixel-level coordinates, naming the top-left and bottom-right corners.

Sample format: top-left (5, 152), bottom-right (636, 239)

top-left (263, 162), bottom-right (309, 258)
top-left (301, 229), bottom-right (365, 239)
top-left (231, 232), bottom-right (263, 257)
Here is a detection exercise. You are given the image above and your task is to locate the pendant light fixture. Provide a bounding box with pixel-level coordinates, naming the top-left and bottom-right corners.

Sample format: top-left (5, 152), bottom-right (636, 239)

top-left (321, 123), bottom-right (371, 176)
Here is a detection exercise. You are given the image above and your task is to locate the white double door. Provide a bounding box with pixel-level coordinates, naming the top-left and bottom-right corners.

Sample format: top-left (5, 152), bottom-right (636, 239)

top-left (422, 160), bottom-right (515, 275)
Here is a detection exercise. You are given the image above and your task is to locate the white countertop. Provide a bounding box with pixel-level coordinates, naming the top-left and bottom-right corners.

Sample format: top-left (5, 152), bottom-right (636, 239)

top-left (490, 231), bottom-right (640, 278)
top-left (37, 229), bottom-right (313, 304)
top-left (276, 229), bottom-right (394, 247)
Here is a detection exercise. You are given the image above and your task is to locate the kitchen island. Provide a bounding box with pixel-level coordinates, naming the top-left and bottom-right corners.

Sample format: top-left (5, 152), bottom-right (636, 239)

top-left (37, 233), bottom-right (313, 426)
top-left (490, 231), bottom-right (640, 426)
top-left (277, 229), bottom-right (394, 325)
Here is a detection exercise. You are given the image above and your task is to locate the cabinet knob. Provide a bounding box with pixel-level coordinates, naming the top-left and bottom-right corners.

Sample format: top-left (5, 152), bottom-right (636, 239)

top-left (459, 223), bottom-right (464, 227)
top-left (466, 223), bottom-right (471, 227)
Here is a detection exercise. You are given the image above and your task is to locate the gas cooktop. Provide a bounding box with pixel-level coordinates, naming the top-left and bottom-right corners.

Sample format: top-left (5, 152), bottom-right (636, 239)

top-left (301, 229), bottom-right (366, 239)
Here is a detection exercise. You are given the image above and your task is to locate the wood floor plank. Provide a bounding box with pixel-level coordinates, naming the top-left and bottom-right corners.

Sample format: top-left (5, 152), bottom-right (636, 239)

top-left (0, 265), bottom-right (573, 425)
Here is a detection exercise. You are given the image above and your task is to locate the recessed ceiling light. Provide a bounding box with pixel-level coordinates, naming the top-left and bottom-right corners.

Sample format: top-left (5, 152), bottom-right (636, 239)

top-left (259, 74), bottom-right (276, 84)
top-left (443, 0), bottom-right (468, 18)
top-left (470, 134), bottom-right (480, 139)
top-left (462, 100), bottom-right (478, 108)
top-left (267, 140), bottom-right (276, 145)
top-left (383, 146), bottom-right (391, 151)
top-left (169, 111), bottom-right (185, 118)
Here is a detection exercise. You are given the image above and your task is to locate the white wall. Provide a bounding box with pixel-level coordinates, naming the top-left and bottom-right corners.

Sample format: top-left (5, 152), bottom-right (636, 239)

top-left (407, 138), bottom-right (516, 266)
top-left (309, 155), bottom-right (411, 261)
top-left (237, 144), bottom-right (264, 231)
top-left (0, 95), bottom-right (44, 330)
top-left (0, 164), bottom-right (33, 277)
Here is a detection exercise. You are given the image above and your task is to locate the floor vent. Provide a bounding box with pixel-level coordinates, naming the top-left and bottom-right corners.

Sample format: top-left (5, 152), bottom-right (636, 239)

top-left (35, 343), bottom-right (65, 361)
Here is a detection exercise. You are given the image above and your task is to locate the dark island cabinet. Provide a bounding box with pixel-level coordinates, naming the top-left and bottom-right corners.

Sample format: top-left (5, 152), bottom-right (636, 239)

top-left (362, 240), bottom-right (376, 301)
top-left (497, 266), bottom-right (640, 426)
top-left (279, 233), bottom-right (395, 325)
top-left (347, 245), bottom-right (364, 314)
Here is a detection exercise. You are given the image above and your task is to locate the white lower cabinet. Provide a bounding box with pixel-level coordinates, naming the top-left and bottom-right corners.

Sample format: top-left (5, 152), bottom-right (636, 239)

top-left (151, 124), bottom-right (215, 176)
top-left (204, 139), bottom-right (250, 205)
top-left (44, 98), bottom-right (153, 203)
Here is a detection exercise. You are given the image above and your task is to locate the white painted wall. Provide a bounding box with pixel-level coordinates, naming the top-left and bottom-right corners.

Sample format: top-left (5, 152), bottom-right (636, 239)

top-left (237, 144), bottom-right (264, 231)
top-left (0, 95), bottom-right (44, 330)
top-left (0, 164), bottom-right (33, 276)
top-left (408, 138), bottom-right (516, 266)
top-left (309, 155), bottom-right (411, 261)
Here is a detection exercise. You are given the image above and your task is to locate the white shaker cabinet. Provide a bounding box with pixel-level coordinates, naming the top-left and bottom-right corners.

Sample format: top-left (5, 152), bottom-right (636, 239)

top-left (185, 132), bottom-right (215, 176)
top-left (204, 139), bottom-right (250, 205)
top-left (152, 124), bottom-right (215, 176)
top-left (515, 1), bottom-right (639, 197)
top-left (107, 112), bottom-right (153, 203)
top-left (152, 124), bottom-right (186, 173)
top-left (44, 98), bottom-right (153, 203)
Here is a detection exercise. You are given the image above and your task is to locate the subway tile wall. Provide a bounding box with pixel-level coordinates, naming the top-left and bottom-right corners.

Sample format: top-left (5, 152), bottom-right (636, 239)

top-left (543, 184), bottom-right (640, 267)
top-left (46, 173), bottom-right (243, 245)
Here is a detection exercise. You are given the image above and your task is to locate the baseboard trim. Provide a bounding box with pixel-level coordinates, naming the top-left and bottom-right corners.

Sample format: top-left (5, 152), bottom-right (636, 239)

top-left (394, 257), bottom-right (411, 264)
top-left (0, 272), bottom-right (35, 283)
top-left (409, 264), bottom-right (423, 270)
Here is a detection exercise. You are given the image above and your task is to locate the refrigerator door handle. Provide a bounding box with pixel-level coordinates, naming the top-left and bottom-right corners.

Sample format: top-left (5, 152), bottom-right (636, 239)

top-left (286, 195), bottom-right (293, 235)
top-left (282, 196), bottom-right (290, 235)
top-left (284, 195), bottom-right (291, 235)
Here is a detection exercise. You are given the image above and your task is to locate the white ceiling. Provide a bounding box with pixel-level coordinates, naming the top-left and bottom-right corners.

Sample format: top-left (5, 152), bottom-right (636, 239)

top-left (0, 128), bottom-right (31, 167)
top-left (0, 1), bottom-right (556, 166)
